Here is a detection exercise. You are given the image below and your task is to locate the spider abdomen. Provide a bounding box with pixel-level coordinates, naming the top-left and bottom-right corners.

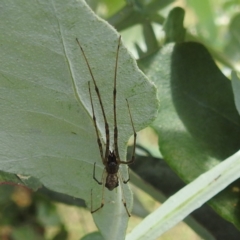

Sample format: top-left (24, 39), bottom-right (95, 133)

top-left (105, 173), bottom-right (119, 191)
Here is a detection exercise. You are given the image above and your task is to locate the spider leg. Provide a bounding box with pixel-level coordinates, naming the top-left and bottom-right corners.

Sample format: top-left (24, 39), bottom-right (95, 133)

top-left (119, 99), bottom-right (137, 165)
top-left (92, 162), bottom-right (104, 185)
top-left (122, 166), bottom-right (130, 184)
top-left (88, 82), bottom-right (105, 164)
top-left (91, 166), bottom-right (106, 213)
top-left (113, 36), bottom-right (122, 162)
top-left (119, 172), bottom-right (131, 217)
top-left (76, 38), bottom-right (109, 164)
top-left (91, 186), bottom-right (105, 214)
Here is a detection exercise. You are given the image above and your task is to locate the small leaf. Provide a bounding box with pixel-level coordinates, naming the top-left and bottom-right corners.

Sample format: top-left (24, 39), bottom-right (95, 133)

top-left (0, 171), bottom-right (41, 191)
top-left (224, 14), bottom-right (240, 61)
top-left (163, 7), bottom-right (186, 43)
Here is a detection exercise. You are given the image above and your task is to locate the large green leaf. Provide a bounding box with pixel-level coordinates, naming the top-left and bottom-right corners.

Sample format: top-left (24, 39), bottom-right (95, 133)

top-left (143, 42), bottom-right (240, 228)
top-left (0, 0), bottom-right (158, 239)
top-left (232, 72), bottom-right (240, 115)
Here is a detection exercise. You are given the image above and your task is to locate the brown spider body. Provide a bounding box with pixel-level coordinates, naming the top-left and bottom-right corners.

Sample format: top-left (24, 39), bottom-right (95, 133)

top-left (105, 151), bottom-right (119, 191)
top-left (76, 36), bottom-right (136, 217)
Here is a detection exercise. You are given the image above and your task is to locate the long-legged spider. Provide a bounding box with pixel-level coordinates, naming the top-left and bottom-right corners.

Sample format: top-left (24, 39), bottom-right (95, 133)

top-left (76, 36), bottom-right (136, 217)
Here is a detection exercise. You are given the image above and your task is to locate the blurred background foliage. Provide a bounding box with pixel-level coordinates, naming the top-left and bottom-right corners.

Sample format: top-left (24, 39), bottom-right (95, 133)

top-left (87, 0), bottom-right (240, 70)
top-left (1, 0), bottom-right (240, 239)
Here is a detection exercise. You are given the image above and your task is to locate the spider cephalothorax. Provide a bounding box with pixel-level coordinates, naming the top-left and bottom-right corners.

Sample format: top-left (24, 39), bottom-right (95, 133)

top-left (76, 36), bottom-right (136, 217)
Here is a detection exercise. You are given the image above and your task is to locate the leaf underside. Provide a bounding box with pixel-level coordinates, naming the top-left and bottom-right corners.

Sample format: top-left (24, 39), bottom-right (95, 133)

top-left (0, 0), bottom-right (158, 239)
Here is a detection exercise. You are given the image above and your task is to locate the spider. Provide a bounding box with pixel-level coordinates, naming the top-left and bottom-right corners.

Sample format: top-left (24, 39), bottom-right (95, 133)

top-left (76, 36), bottom-right (137, 217)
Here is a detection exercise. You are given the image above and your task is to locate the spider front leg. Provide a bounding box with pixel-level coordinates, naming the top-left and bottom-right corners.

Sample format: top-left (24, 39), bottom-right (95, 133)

top-left (119, 99), bottom-right (137, 165)
top-left (113, 36), bottom-right (122, 161)
top-left (88, 81), bottom-right (105, 164)
top-left (118, 99), bottom-right (137, 184)
top-left (76, 38), bottom-right (109, 166)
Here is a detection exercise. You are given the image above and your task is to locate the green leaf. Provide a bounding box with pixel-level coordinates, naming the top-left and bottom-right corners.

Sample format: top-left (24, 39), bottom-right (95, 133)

top-left (224, 14), bottom-right (240, 61)
top-left (143, 42), bottom-right (240, 227)
top-left (163, 7), bottom-right (186, 43)
top-left (143, 22), bottom-right (158, 54)
top-left (232, 71), bottom-right (240, 115)
top-left (108, 0), bottom-right (174, 31)
top-left (82, 231), bottom-right (104, 240)
top-left (0, 0), bottom-right (158, 238)
top-left (0, 171), bottom-right (42, 191)
top-left (11, 225), bottom-right (44, 240)
top-left (127, 150), bottom-right (240, 239)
